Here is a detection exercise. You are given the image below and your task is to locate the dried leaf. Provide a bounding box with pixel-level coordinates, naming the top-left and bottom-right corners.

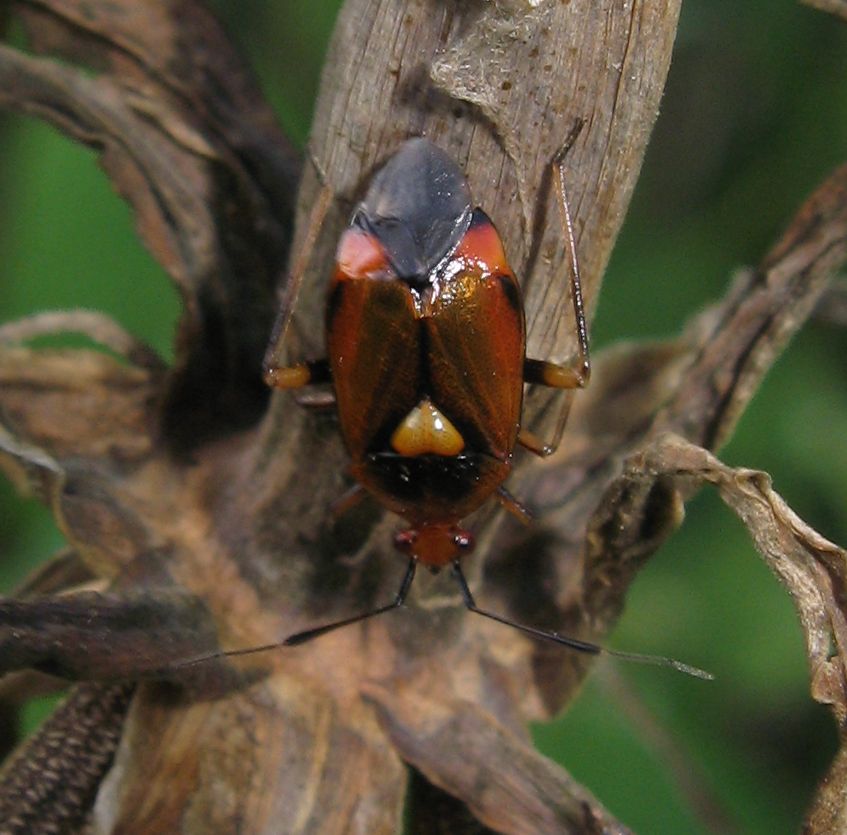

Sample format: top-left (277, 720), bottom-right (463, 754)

top-left (0, 682), bottom-right (134, 834)
top-left (654, 162), bottom-right (847, 450)
top-left (1, 0), bottom-right (300, 444)
top-left (603, 433), bottom-right (847, 833)
top-left (367, 682), bottom-right (631, 835)
top-left (96, 678), bottom-right (406, 834)
top-left (2, 0), bottom-right (845, 833)
top-left (0, 591), bottom-right (223, 682)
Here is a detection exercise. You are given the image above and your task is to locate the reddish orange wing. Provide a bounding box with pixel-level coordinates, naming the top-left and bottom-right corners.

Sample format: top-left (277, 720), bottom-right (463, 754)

top-left (326, 234), bottom-right (422, 459)
top-left (425, 214), bottom-right (525, 460)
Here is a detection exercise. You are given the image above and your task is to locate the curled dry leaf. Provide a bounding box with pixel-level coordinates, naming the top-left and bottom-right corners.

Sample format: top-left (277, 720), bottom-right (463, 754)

top-left (0, 0), bottom-right (846, 833)
top-left (609, 433), bottom-right (847, 833)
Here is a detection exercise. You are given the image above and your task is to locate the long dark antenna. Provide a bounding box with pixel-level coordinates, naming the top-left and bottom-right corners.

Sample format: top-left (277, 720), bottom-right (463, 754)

top-left (449, 561), bottom-right (713, 680)
top-left (176, 557), bottom-right (710, 681)
top-left (283, 557), bottom-right (418, 646)
top-left (174, 558), bottom-right (418, 668)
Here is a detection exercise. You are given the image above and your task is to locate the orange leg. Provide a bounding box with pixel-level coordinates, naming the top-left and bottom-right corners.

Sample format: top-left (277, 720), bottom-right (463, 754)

top-left (496, 486), bottom-right (533, 525)
top-left (264, 358), bottom-right (330, 390)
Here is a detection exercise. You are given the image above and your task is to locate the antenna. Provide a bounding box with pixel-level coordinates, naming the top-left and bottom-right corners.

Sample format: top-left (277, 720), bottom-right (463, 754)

top-left (175, 558), bottom-right (712, 681)
top-left (449, 562), bottom-right (713, 680)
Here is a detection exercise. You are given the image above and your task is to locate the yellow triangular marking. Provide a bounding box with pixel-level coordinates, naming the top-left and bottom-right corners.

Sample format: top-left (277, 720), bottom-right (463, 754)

top-left (390, 399), bottom-right (465, 457)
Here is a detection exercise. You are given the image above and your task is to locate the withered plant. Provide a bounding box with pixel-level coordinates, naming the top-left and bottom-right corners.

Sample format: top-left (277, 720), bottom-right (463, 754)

top-left (1, 1), bottom-right (847, 833)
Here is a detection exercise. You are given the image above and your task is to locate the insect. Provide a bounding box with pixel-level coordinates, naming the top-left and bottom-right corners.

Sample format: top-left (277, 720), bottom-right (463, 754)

top-left (224, 133), bottom-right (708, 679)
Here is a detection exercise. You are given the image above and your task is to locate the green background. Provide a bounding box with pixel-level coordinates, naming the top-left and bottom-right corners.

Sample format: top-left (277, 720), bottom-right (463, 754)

top-left (2, 2), bottom-right (846, 833)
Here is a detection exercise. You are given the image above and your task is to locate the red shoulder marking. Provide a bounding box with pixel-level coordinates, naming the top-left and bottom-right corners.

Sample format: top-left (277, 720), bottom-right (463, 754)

top-left (335, 228), bottom-right (391, 280)
top-left (452, 212), bottom-right (510, 277)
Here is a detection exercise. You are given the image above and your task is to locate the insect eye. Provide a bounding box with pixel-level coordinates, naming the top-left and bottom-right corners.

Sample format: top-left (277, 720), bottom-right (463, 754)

top-left (453, 532), bottom-right (474, 553)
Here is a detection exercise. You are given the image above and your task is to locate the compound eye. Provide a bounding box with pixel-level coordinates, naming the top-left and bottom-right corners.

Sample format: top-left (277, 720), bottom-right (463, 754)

top-left (453, 531), bottom-right (475, 553)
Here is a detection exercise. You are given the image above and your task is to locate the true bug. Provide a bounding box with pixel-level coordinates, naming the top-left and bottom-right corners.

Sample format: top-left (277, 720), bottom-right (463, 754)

top-left (219, 133), bottom-right (709, 679)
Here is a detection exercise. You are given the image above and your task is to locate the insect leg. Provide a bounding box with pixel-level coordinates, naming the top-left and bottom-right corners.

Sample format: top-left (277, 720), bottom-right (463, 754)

top-left (496, 486), bottom-right (533, 525)
top-left (521, 119), bottom-right (591, 457)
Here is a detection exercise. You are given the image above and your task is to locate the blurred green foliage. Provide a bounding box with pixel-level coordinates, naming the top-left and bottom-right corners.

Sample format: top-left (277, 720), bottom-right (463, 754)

top-left (1, 2), bottom-right (846, 833)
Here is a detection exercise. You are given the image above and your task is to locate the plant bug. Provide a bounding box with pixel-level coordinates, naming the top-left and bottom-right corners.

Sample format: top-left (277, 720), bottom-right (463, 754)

top-left (204, 131), bottom-right (710, 680)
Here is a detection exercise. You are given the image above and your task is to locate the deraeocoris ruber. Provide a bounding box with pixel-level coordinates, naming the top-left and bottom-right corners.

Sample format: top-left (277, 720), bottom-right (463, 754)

top-left (211, 133), bottom-right (709, 679)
